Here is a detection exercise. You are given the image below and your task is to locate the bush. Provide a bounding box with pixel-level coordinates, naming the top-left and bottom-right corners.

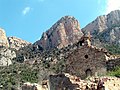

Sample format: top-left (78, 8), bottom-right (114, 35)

top-left (0, 63), bottom-right (39, 89)
top-left (107, 66), bottom-right (120, 77)
top-left (104, 44), bottom-right (120, 54)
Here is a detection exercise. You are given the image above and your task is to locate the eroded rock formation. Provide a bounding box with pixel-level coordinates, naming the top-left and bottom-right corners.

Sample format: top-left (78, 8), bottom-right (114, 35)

top-left (82, 10), bottom-right (120, 45)
top-left (8, 37), bottom-right (31, 50)
top-left (35, 16), bottom-right (83, 50)
top-left (0, 28), bottom-right (9, 47)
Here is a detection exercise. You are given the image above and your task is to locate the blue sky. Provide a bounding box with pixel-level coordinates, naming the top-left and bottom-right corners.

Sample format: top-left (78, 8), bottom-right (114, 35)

top-left (0, 0), bottom-right (120, 43)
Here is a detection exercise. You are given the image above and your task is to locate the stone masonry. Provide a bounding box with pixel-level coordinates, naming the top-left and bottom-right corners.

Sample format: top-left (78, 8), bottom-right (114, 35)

top-left (66, 34), bottom-right (107, 79)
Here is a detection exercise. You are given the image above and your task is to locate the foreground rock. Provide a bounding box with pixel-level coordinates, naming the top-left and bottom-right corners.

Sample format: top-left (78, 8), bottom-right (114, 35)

top-left (0, 28), bottom-right (9, 47)
top-left (35, 16), bottom-right (83, 50)
top-left (82, 10), bottom-right (120, 45)
top-left (8, 37), bottom-right (31, 50)
top-left (22, 73), bottom-right (120, 90)
top-left (22, 82), bottom-right (48, 90)
top-left (0, 48), bottom-right (16, 66)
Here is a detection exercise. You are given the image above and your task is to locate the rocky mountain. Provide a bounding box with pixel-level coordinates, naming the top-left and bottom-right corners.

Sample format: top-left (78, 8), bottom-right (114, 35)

top-left (35, 16), bottom-right (83, 50)
top-left (0, 10), bottom-right (120, 90)
top-left (8, 37), bottom-right (31, 50)
top-left (0, 28), bottom-right (31, 50)
top-left (82, 10), bottom-right (120, 45)
top-left (0, 28), bottom-right (31, 66)
top-left (0, 28), bottom-right (9, 47)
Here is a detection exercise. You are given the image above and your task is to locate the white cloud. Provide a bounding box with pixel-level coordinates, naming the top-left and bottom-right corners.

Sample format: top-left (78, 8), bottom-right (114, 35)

top-left (105, 0), bottom-right (120, 14)
top-left (22, 7), bottom-right (31, 15)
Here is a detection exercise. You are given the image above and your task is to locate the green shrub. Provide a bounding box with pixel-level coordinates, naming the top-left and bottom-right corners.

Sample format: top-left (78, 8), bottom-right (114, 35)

top-left (107, 66), bottom-right (120, 77)
top-left (0, 63), bottom-right (39, 89)
top-left (104, 44), bottom-right (120, 54)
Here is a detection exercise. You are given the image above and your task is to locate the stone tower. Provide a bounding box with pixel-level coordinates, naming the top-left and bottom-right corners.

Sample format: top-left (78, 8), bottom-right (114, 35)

top-left (78, 32), bottom-right (92, 47)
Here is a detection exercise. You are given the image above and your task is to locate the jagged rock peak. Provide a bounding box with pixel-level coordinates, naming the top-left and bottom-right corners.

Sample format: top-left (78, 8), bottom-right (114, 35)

top-left (82, 10), bottom-right (120, 45)
top-left (8, 36), bottom-right (31, 50)
top-left (0, 28), bottom-right (9, 47)
top-left (82, 10), bottom-right (120, 34)
top-left (35, 16), bottom-right (83, 49)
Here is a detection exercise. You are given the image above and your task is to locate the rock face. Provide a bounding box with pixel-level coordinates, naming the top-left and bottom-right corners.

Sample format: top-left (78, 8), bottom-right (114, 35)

top-left (0, 48), bottom-right (16, 66)
top-left (35, 16), bottom-right (83, 50)
top-left (8, 37), bottom-right (31, 50)
top-left (0, 28), bottom-right (9, 47)
top-left (82, 10), bottom-right (120, 45)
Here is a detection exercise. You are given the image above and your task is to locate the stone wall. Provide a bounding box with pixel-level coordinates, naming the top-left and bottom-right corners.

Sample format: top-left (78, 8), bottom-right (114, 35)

top-left (48, 73), bottom-right (120, 90)
top-left (48, 74), bottom-right (75, 90)
top-left (66, 45), bottom-right (107, 79)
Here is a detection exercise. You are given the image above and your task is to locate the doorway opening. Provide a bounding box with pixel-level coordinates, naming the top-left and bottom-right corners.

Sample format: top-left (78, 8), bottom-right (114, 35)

top-left (85, 69), bottom-right (92, 77)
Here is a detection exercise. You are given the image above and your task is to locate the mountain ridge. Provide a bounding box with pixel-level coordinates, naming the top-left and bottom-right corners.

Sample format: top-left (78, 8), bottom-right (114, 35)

top-left (82, 10), bottom-right (120, 45)
top-left (34, 16), bottom-right (83, 50)
top-left (1, 10), bottom-right (120, 49)
top-left (0, 10), bottom-right (120, 90)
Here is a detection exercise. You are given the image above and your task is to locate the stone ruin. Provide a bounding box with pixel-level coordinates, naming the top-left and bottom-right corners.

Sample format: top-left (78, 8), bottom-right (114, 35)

top-left (21, 33), bottom-right (120, 90)
top-left (22, 73), bottom-right (120, 90)
top-left (20, 32), bottom-right (120, 78)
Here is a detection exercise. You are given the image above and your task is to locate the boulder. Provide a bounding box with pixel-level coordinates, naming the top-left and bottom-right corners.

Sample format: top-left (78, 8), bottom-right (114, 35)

top-left (0, 48), bottom-right (16, 66)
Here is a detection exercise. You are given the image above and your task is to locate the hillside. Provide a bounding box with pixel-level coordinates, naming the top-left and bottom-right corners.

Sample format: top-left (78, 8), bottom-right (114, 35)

top-left (0, 10), bottom-right (120, 90)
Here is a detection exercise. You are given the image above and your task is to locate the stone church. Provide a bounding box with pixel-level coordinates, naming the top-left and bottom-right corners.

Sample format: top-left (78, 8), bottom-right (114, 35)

top-left (66, 33), bottom-right (109, 79)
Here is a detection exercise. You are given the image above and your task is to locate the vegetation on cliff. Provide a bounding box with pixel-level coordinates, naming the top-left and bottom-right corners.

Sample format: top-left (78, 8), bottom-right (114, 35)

top-left (105, 44), bottom-right (120, 54)
top-left (0, 63), bottom-right (39, 90)
top-left (107, 66), bottom-right (120, 77)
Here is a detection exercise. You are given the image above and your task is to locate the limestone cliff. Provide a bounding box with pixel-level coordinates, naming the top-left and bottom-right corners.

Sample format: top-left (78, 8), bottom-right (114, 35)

top-left (82, 10), bottom-right (120, 45)
top-left (0, 28), bottom-right (9, 47)
top-left (8, 37), bottom-right (31, 50)
top-left (34, 16), bottom-right (83, 49)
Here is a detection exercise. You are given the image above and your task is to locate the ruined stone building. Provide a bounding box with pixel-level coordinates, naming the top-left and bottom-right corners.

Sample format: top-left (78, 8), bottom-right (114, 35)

top-left (65, 33), bottom-right (109, 79)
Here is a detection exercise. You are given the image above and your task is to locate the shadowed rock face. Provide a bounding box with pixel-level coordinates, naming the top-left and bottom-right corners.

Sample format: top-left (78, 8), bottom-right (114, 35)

top-left (0, 28), bottom-right (9, 47)
top-left (34, 16), bottom-right (83, 50)
top-left (82, 10), bottom-right (120, 45)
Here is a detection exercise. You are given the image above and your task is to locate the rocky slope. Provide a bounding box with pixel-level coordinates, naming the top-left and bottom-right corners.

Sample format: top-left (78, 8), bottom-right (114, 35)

top-left (0, 28), bottom-right (30, 66)
top-left (82, 10), bottom-right (120, 45)
top-left (0, 11), bottom-right (120, 90)
top-left (0, 47), bottom-right (16, 66)
top-left (0, 28), bottom-right (9, 47)
top-left (8, 37), bottom-right (31, 50)
top-left (35, 16), bottom-right (83, 50)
